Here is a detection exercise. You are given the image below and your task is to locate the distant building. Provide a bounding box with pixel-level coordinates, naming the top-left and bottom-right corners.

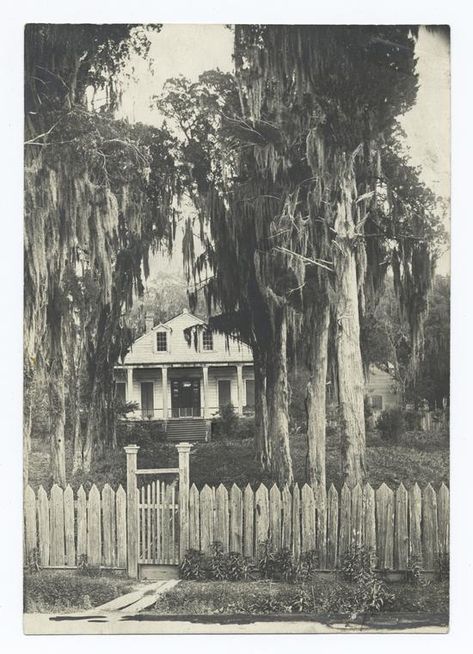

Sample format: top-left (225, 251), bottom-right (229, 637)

top-left (365, 364), bottom-right (401, 416)
top-left (114, 309), bottom-right (254, 441)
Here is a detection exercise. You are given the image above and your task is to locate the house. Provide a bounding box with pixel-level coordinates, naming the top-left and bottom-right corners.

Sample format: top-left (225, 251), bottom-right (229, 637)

top-left (365, 364), bottom-right (401, 416)
top-left (114, 309), bottom-right (255, 441)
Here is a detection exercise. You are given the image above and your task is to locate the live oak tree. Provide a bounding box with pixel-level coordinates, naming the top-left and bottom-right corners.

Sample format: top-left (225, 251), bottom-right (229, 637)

top-left (24, 25), bottom-right (178, 483)
top-left (232, 25), bottom-right (445, 486)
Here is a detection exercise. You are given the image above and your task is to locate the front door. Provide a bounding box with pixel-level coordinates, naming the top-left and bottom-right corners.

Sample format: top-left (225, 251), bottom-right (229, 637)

top-left (218, 379), bottom-right (232, 411)
top-left (171, 379), bottom-right (201, 417)
top-left (141, 382), bottom-right (154, 419)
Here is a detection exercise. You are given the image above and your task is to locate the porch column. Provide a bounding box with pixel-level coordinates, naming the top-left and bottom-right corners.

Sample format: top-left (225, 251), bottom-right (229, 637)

top-left (202, 365), bottom-right (209, 418)
top-left (161, 366), bottom-right (168, 420)
top-left (236, 364), bottom-right (244, 415)
top-left (126, 367), bottom-right (134, 403)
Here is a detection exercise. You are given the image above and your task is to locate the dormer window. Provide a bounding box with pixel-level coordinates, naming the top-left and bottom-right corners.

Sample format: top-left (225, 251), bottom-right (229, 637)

top-left (202, 328), bottom-right (213, 351)
top-left (156, 331), bottom-right (167, 352)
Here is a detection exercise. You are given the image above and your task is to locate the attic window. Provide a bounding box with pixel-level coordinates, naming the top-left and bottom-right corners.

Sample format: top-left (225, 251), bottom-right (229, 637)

top-left (202, 328), bottom-right (213, 351)
top-left (156, 331), bottom-right (167, 352)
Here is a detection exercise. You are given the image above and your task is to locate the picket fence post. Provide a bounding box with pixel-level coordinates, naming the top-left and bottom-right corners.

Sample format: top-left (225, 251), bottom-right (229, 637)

top-left (177, 442), bottom-right (192, 560)
top-left (124, 444), bottom-right (140, 578)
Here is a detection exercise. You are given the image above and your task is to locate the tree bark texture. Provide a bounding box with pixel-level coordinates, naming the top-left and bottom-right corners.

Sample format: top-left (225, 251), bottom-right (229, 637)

top-left (305, 302), bottom-right (330, 490)
top-left (267, 306), bottom-right (294, 486)
top-left (48, 360), bottom-right (67, 486)
top-left (253, 348), bottom-right (271, 471)
top-left (334, 202), bottom-right (367, 486)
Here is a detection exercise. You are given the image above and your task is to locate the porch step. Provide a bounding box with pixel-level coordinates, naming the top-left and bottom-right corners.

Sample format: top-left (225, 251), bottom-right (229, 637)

top-left (166, 418), bottom-right (209, 443)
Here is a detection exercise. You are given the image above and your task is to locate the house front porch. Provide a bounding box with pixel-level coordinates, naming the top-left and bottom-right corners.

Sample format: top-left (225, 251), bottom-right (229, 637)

top-left (115, 363), bottom-right (255, 423)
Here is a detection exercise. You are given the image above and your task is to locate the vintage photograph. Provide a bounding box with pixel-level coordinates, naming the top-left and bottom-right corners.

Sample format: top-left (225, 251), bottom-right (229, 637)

top-left (23, 23), bottom-right (450, 634)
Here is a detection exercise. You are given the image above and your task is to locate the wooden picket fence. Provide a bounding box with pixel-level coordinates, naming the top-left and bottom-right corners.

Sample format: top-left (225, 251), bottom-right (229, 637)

top-left (186, 481), bottom-right (449, 571)
top-left (24, 484), bottom-right (127, 569)
top-left (24, 479), bottom-right (449, 573)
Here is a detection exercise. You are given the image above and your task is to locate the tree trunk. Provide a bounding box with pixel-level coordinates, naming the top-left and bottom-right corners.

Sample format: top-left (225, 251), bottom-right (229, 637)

top-left (253, 348), bottom-right (271, 471)
top-left (48, 361), bottom-right (67, 486)
top-left (305, 302), bottom-right (330, 489)
top-left (267, 306), bottom-right (294, 486)
top-left (334, 204), bottom-right (367, 486)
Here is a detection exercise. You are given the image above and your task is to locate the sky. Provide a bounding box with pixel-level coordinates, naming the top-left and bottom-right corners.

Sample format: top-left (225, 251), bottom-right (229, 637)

top-left (117, 24), bottom-right (450, 279)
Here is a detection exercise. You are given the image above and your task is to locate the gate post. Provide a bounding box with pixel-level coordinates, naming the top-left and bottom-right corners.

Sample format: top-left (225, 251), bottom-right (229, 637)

top-left (124, 444), bottom-right (140, 578)
top-left (176, 442), bottom-right (192, 560)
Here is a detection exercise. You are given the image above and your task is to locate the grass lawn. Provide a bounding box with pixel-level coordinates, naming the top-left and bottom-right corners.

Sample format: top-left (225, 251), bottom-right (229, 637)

top-left (149, 578), bottom-right (449, 617)
top-left (28, 426), bottom-right (448, 491)
top-left (24, 570), bottom-right (136, 614)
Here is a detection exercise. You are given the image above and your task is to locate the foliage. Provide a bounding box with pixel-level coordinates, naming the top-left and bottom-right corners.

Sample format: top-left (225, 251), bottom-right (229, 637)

top-left (179, 543), bottom-right (257, 582)
top-left (339, 545), bottom-right (394, 616)
top-left (437, 553), bottom-right (450, 582)
top-left (406, 554), bottom-right (424, 586)
top-left (179, 549), bottom-right (208, 581)
top-left (24, 569), bottom-right (134, 613)
top-left (376, 408), bottom-right (406, 443)
top-left (212, 408), bottom-right (255, 441)
top-left (24, 24), bottom-right (179, 482)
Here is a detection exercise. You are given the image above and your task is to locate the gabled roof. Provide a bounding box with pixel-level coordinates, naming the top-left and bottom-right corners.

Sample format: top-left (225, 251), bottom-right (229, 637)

top-left (163, 308), bottom-right (205, 327)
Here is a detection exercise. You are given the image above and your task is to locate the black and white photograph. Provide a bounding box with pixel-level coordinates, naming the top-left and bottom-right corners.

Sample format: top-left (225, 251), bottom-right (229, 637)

top-left (18, 18), bottom-right (452, 636)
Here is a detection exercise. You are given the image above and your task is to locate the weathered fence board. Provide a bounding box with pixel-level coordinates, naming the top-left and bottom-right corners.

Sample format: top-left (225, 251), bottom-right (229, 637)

top-left (422, 484), bottom-right (439, 569)
top-left (292, 484), bottom-right (301, 559)
top-left (230, 484), bottom-right (242, 553)
top-left (327, 484), bottom-right (338, 568)
top-left (316, 484), bottom-right (327, 568)
top-left (362, 483), bottom-right (376, 558)
top-left (409, 483), bottom-right (422, 562)
top-left (77, 486), bottom-right (87, 562)
top-left (282, 485), bottom-right (292, 551)
top-left (24, 485), bottom-right (37, 562)
top-left (376, 483), bottom-right (394, 569)
top-left (189, 484), bottom-right (200, 551)
top-left (215, 484), bottom-right (229, 552)
top-left (339, 484), bottom-right (351, 562)
top-left (394, 483), bottom-right (408, 570)
top-left (64, 485), bottom-right (75, 566)
top-left (200, 485), bottom-right (214, 554)
top-left (87, 485), bottom-right (102, 567)
top-left (351, 484), bottom-right (363, 549)
top-left (437, 483), bottom-right (449, 558)
top-left (269, 484), bottom-right (282, 549)
top-left (116, 485), bottom-right (127, 568)
top-left (301, 484), bottom-right (316, 553)
top-left (255, 484), bottom-right (269, 551)
top-left (243, 484), bottom-right (254, 558)
top-left (102, 484), bottom-right (115, 567)
top-left (37, 486), bottom-right (50, 566)
top-left (50, 485), bottom-right (65, 566)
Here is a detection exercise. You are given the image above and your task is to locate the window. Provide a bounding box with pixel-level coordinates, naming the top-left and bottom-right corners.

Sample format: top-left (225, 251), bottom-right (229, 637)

top-left (245, 379), bottom-right (255, 409)
top-left (202, 328), bottom-right (213, 351)
top-left (156, 331), bottom-right (167, 352)
top-left (115, 381), bottom-right (126, 404)
top-left (371, 395), bottom-right (383, 410)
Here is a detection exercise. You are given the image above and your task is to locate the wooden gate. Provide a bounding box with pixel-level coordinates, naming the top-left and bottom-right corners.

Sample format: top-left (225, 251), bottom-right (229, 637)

top-left (124, 443), bottom-right (191, 578)
top-left (138, 479), bottom-right (179, 565)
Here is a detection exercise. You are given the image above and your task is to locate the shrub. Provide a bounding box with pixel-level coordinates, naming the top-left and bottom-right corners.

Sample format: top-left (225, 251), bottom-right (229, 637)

top-left (179, 549), bottom-right (207, 581)
top-left (376, 407), bottom-right (406, 442)
top-left (340, 545), bottom-right (394, 616)
top-left (211, 406), bottom-right (255, 441)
